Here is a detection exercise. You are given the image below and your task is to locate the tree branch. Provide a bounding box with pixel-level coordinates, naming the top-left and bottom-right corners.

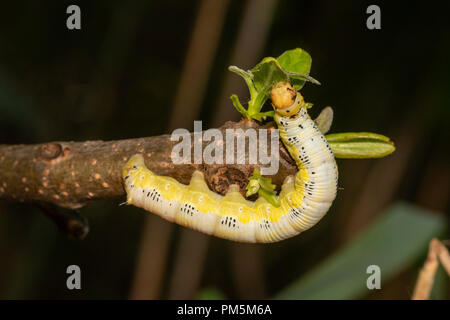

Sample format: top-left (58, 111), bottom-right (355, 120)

top-left (0, 119), bottom-right (296, 210)
top-left (412, 238), bottom-right (450, 300)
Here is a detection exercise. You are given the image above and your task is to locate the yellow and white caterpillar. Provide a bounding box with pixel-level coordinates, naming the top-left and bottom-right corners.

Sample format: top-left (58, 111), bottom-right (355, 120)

top-left (122, 82), bottom-right (337, 243)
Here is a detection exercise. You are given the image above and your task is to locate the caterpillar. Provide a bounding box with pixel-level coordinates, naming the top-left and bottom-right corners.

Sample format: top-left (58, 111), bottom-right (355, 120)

top-left (122, 82), bottom-right (338, 243)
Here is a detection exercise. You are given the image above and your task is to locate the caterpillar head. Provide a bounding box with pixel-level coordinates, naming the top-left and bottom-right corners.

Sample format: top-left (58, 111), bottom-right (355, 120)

top-left (270, 82), bottom-right (304, 116)
top-left (122, 154), bottom-right (146, 178)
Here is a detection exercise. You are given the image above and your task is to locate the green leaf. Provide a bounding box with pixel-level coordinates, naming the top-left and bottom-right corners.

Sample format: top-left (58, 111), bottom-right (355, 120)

top-left (304, 102), bottom-right (314, 109)
top-left (258, 110), bottom-right (275, 119)
top-left (246, 169), bottom-right (280, 207)
top-left (258, 175), bottom-right (276, 192)
top-left (277, 48), bottom-right (314, 90)
top-left (274, 202), bottom-right (446, 299)
top-left (228, 66), bottom-right (256, 98)
top-left (246, 169), bottom-right (262, 197)
top-left (258, 187), bottom-right (280, 208)
top-left (326, 132), bottom-right (395, 158)
top-left (230, 94), bottom-right (249, 119)
top-left (251, 58), bottom-right (288, 92)
top-left (246, 178), bottom-right (260, 197)
top-left (286, 72), bottom-right (321, 86)
top-left (249, 58), bottom-right (289, 115)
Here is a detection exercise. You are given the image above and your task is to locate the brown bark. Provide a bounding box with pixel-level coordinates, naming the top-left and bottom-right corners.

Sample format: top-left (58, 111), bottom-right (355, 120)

top-left (0, 119), bottom-right (296, 211)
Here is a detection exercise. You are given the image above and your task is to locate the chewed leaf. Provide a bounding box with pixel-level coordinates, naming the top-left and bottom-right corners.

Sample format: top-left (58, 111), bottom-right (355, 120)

top-left (251, 59), bottom-right (289, 104)
top-left (277, 48), bottom-right (312, 90)
top-left (258, 175), bottom-right (276, 192)
top-left (246, 169), bottom-right (280, 207)
top-left (326, 132), bottom-right (396, 158)
top-left (314, 106), bottom-right (334, 134)
top-left (246, 178), bottom-right (260, 197)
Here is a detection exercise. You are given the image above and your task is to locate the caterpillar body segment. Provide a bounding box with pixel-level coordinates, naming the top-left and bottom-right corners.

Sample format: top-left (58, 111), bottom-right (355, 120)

top-left (122, 82), bottom-right (338, 243)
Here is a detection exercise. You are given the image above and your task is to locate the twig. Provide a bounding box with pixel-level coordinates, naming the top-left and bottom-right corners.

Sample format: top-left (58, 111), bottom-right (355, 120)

top-left (36, 203), bottom-right (89, 240)
top-left (411, 238), bottom-right (450, 300)
top-left (0, 119), bottom-right (296, 210)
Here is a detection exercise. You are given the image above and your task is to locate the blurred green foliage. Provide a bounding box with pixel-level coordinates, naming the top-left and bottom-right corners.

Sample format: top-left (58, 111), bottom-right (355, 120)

top-left (275, 202), bottom-right (446, 299)
top-left (197, 287), bottom-right (227, 300)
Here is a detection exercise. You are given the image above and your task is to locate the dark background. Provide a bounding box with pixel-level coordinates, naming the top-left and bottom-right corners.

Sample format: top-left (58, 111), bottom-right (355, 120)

top-left (0, 0), bottom-right (448, 299)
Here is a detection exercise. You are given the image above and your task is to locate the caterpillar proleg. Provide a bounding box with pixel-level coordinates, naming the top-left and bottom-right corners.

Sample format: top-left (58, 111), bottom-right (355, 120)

top-left (122, 82), bottom-right (338, 243)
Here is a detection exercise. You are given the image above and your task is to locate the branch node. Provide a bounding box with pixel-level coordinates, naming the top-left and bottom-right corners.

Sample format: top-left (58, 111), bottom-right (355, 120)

top-left (39, 143), bottom-right (63, 160)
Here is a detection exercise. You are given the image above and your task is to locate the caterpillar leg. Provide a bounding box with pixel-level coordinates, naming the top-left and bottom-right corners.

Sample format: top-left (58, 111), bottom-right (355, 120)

top-left (174, 170), bottom-right (219, 235)
top-left (214, 185), bottom-right (258, 243)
